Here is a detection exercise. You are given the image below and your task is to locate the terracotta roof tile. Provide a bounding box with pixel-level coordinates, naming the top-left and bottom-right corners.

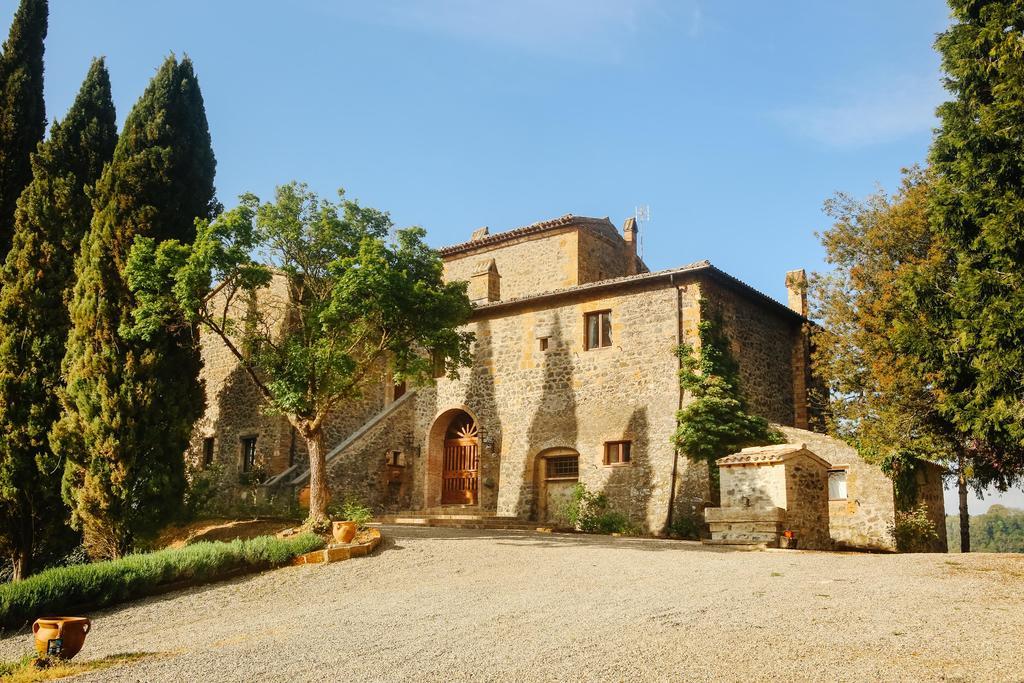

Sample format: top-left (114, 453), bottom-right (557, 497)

top-left (717, 443), bottom-right (831, 469)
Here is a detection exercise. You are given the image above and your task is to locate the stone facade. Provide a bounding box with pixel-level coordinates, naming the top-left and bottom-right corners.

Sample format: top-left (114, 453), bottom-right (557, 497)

top-left (187, 274), bottom-right (295, 497)
top-left (187, 213), bottom-right (938, 547)
top-left (699, 276), bottom-right (803, 427)
top-left (440, 216), bottom-right (646, 302)
top-left (914, 462), bottom-right (949, 553)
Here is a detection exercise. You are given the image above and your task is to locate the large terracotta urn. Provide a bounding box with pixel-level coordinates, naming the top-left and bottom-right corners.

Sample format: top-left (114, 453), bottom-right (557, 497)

top-left (33, 617), bottom-right (91, 660)
top-left (333, 521), bottom-right (357, 544)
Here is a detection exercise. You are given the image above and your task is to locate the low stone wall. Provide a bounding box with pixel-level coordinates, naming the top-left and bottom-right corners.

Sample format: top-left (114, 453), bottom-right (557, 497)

top-left (292, 528), bottom-right (382, 565)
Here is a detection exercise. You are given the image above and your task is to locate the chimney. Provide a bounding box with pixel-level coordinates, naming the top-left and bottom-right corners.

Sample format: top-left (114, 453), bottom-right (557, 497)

top-left (469, 258), bottom-right (500, 303)
top-left (623, 217), bottom-right (638, 276)
top-left (786, 268), bottom-right (811, 430)
top-left (785, 269), bottom-right (808, 317)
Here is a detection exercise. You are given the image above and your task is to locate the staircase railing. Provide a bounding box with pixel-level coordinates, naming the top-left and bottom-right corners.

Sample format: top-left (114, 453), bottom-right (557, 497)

top-left (275, 389), bottom-right (417, 488)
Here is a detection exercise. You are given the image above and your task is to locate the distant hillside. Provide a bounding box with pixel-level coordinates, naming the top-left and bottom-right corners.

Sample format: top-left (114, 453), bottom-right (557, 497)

top-left (946, 505), bottom-right (1024, 553)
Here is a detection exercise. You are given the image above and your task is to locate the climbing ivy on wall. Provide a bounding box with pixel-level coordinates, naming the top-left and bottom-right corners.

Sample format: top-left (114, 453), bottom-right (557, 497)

top-left (672, 301), bottom-right (783, 473)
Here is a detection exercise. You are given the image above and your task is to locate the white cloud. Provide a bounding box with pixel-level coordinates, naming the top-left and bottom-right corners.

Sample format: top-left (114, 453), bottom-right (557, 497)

top-left (353, 0), bottom-right (679, 61)
top-left (776, 75), bottom-right (944, 148)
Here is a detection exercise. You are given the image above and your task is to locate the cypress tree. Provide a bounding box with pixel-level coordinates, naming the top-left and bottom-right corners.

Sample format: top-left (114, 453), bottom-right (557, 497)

top-left (52, 56), bottom-right (218, 558)
top-left (908, 0), bottom-right (1024, 528)
top-left (0, 0), bottom-right (47, 257)
top-left (892, 0), bottom-right (1024, 550)
top-left (0, 59), bottom-right (116, 580)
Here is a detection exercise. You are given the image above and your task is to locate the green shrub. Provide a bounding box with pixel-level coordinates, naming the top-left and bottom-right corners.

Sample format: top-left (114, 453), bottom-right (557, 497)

top-left (340, 499), bottom-right (373, 527)
top-left (669, 512), bottom-right (702, 540)
top-left (0, 533), bottom-right (323, 631)
top-left (888, 503), bottom-right (939, 552)
top-left (561, 483), bottom-right (635, 534)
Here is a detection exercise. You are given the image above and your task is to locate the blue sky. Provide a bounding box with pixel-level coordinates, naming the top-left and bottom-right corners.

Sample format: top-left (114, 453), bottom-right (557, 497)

top-left (11, 1), bottom-right (1022, 512)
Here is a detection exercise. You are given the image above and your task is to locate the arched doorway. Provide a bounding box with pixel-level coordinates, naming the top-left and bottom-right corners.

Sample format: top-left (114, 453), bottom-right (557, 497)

top-left (439, 411), bottom-right (480, 506)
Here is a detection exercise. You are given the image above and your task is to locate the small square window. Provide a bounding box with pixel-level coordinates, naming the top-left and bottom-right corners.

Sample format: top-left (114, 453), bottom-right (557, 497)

top-left (546, 455), bottom-right (579, 479)
top-left (539, 337), bottom-right (549, 351)
top-left (241, 436), bottom-right (258, 473)
top-left (202, 437), bottom-right (215, 468)
top-left (604, 441), bottom-right (631, 466)
top-left (585, 310), bottom-right (612, 350)
top-left (828, 469), bottom-right (848, 500)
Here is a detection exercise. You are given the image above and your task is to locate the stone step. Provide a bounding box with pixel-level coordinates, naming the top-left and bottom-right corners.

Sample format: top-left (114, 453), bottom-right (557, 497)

top-left (376, 515), bottom-right (545, 531)
top-left (701, 539), bottom-right (774, 550)
top-left (418, 506), bottom-right (483, 516)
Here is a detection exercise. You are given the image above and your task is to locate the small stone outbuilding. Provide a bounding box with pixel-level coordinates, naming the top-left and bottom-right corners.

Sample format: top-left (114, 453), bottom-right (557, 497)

top-left (705, 443), bottom-right (831, 549)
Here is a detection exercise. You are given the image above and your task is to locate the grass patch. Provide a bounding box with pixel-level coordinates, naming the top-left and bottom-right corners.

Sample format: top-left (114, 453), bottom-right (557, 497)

top-left (0, 652), bottom-right (153, 682)
top-left (0, 533), bottom-right (324, 631)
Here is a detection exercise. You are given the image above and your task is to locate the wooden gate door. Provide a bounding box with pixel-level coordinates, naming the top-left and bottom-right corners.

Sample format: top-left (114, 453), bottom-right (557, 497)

top-left (442, 437), bottom-right (479, 505)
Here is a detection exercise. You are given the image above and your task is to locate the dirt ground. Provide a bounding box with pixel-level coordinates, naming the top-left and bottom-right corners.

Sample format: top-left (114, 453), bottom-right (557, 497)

top-left (2, 526), bottom-right (1021, 682)
top-left (156, 518), bottom-right (297, 548)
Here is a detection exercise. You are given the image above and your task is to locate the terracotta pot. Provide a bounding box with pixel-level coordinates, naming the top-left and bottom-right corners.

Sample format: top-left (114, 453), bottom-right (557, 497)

top-left (33, 616), bottom-right (91, 660)
top-left (333, 521), bottom-right (357, 544)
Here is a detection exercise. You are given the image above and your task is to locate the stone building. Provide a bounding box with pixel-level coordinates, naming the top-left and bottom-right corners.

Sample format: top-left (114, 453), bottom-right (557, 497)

top-left (187, 213), bottom-right (946, 549)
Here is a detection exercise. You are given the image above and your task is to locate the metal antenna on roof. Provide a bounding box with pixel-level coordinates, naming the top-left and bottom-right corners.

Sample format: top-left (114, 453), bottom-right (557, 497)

top-left (634, 205), bottom-right (650, 259)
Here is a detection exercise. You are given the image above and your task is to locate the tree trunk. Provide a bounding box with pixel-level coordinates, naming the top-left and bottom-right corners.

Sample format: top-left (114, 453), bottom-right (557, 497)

top-left (958, 465), bottom-right (970, 553)
top-left (11, 500), bottom-right (33, 581)
top-left (304, 427), bottom-right (329, 525)
top-left (11, 547), bottom-right (30, 582)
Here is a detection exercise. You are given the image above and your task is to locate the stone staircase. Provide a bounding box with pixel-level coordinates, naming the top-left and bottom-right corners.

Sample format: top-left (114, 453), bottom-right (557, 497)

top-left (264, 390), bottom-right (417, 490)
top-left (376, 506), bottom-right (545, 531)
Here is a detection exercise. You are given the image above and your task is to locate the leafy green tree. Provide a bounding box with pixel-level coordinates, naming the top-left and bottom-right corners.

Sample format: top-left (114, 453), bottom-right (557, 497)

top-left (812, 168), bottom-right (1013, 552)
top-left (672, 303), bottom-right (782, 503)
top-left (125, 182), bottom-right (474, 527)
top-left (947, 505), bottom-right (1024, 553)
top-left (51, 56), bottom-right (218, 559)
top-left (0, 59), bottom-right (116, 580)
top-left (926, 0), bottom-right (1024, 471)
top-left (0, 0), bottom-right (47, 257)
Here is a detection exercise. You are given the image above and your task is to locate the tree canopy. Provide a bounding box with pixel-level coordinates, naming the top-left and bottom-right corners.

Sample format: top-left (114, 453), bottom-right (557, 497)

top-left (51, 55), bottom-right (217, 558)
top-left (812, 170), bottom-right (959, 467)
top-left (913, 0), bottom-right (1024, 477)
top-left (947, 505), bottom-right (1024, 553)
top-left (0, 0), bottom-right (47, 257)
top-left (0, 58), bottom-right (116, 579)
top-left (125, 182), bottom-right (474, 525)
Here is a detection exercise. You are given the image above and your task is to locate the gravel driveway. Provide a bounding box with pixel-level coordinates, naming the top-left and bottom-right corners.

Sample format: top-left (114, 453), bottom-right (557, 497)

top-left (2, 526), bottom-right (1022, 682)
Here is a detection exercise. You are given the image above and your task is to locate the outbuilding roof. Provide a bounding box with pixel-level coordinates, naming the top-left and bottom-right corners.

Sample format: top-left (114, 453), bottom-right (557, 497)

top-left (717, 443), bottom-right (831, 469)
